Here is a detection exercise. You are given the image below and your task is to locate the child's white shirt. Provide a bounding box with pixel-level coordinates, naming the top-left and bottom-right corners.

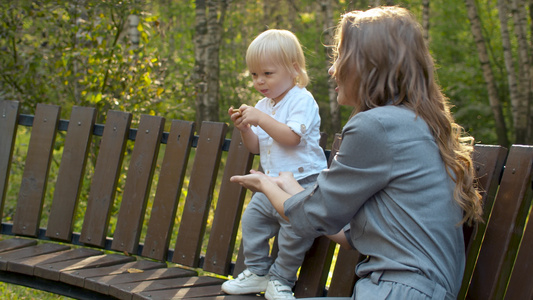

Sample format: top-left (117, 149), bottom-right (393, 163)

top-left (251, 86), bottom-right (327, 180)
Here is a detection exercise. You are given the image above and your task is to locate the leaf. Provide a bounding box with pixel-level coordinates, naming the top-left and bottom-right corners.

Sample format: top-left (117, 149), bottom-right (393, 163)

top-left (127, 268), bottom-right (144, 273)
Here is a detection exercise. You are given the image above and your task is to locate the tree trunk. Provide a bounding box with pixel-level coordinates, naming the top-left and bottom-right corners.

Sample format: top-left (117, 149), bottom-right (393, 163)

top-left (127, 15), bottom-right (140, 49)
top-left (464, 0), bottom-right (509, 146)
top-left (510, 0), bottom-right (532, 143)
top-left (497, 0), bottom-right (526, 143)
top-left (321, 0), bottom-right (341, 134)
top-left (193, 0), bottom-right (227, 127)
top-left (422, 0), bottom-right (430, 43)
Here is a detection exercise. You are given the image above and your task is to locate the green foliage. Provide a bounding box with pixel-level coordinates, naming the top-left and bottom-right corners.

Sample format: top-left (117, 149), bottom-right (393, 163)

top-left (0, 0), bottom-right (191, 125)
top-left (0, 0), bottom-right (509, 143)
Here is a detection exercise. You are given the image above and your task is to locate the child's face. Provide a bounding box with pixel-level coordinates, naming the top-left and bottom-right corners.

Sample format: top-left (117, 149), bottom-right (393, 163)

top-left (250, 58), bottom-right (295, 103)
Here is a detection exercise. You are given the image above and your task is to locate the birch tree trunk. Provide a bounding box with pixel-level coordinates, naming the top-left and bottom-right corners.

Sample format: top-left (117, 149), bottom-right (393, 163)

top-left (529, 0), bottom-right (533, 143)
top-left (497, 0), bottom-right (526, 143)
top-left (422, 0), bottom-right (430, 43)
top-left (510, 0), bottom-right (532, 143)
top-left (321, 0), bottom-right (341, 134)
top-left (127, 15), bottom-right (140, 49)
top-left (193, 0), bottom-right (228, 126)
top-left (464, 0), bottom-right (509, 146)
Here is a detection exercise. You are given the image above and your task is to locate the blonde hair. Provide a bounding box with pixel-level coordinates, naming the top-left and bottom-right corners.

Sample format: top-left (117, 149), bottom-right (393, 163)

top-left (331, 6), bottom-right (482, 225)
top-left (246, 29), bottom-right (309, 88)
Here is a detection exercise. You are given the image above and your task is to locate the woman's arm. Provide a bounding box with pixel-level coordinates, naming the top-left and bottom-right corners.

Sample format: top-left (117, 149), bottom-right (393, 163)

top-left (327, 230), bottom-right (353, 250)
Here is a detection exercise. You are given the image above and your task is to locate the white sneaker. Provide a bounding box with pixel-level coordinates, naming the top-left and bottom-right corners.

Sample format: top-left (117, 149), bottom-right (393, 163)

top-left (221, 269), bottom-right (269, 294)
top-left (265, 280), bottom-right (295, 300)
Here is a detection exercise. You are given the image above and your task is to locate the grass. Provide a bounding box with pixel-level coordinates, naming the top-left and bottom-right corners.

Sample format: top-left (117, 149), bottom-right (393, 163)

top-left (0, 282), bottom-right (74, 299)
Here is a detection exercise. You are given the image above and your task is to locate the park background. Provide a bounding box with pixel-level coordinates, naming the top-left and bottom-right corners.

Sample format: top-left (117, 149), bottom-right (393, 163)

top-left (0, 0), bottom-right (532, 298)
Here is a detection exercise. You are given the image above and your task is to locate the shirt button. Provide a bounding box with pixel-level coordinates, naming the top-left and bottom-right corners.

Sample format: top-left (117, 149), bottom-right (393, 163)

top-left (298, 167), bottom-right (304, 173)
top-left (272, 111), bottom-right (276, 115)
top-left (266, 170), bottom-right (270, 174)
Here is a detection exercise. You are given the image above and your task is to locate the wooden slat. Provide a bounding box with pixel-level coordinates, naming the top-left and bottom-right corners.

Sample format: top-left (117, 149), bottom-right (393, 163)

top-left (112, 115), bottom-right (165, 254)
top-left (0, 243), bottom-right (70, 270)
top-left (185, 296), bottom-right (262, 300)
top-left (172, 122), bottom-right (227, 267)
top-left (111, 276), bottom-right (223, 300)
top-left (7, 248), bottom-right (102, 275)
top-left (46, 106), bottom-right (96, 241)
top-left (95, 266), bottom-right (197, 298)
top-left (463, 145), bottom-right (508, 248)
top-left (0, 100), bottom-right (19, 218)
top-left (80, 111), bottom-right (132, 247)
top-left (458, 144), bottom-right (507, 300)
top-left (81, 262), bottom-right (168, 295)
top-left (12, 104), bottom-right (60, 237)
top-left (204, 127), bottom-right (254, 275)
top-left (467, 145), bottom-right (533, 300)
top-left (142, 120), bottom-right (195, 261)
top-left (0, 238), bottom-right (37, 253)
top-left (294, 236), bottom-right (336, 297)
top-left (133, 284), bottom-right (226, 300)
top-left (34, 253), bottom-right (136, 281)
top-left (60, 260), bottom-right (167, 288)
top-left (503, 202), bottom-right (533, 300)
top-left (327, 247), bottom-right (364, 297)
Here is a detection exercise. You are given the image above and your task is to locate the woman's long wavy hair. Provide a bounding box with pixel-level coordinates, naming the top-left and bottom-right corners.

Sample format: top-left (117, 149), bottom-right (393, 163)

top-left (331, 6), bottom-right (482, 225)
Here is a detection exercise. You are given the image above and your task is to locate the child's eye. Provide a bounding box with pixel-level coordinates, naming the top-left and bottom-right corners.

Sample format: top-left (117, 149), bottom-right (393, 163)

top-left (251, 73), bottom-right (257, 76)
top-left (265, 72), bottom-right (273, 75)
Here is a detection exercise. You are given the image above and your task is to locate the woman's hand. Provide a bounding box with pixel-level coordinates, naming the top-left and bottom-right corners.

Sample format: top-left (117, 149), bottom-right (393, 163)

top-left (231, 170), bottom-right (293, 221)
top-left (230, 170), bottom-right (270, 193)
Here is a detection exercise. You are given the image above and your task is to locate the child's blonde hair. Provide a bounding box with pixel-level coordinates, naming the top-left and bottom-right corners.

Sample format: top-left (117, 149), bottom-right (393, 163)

top-left (246, 29), bottom-right (309, 88)
top-left (331, 6), bottom-right (483, 225)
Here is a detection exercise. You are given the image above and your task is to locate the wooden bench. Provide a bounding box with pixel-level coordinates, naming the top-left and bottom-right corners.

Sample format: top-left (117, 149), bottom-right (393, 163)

top-left (0, 100), bottom-right (531, 300)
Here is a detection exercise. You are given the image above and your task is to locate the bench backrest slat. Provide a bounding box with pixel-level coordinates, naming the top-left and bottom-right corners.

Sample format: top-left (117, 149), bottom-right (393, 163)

top-left (295, 236), bottom-right (336, 297)
top-left (467, 145), bottom-right (533, 300)
top-left (172, 121), bottom-right (227, 267)
top-left (504, 200), bottom-right (533, 300)
top-left (46, 106), bottom-right (96, 241)
top-left (203, 127), bottom-right (254, 275)
top-left (12, 104), bottom-right (60, 237)
top-left (111, 115), bottom-right (165, 254)
top-left (80, 111), bottom-right (132, 247)
top-left (142, 120), bottom-right (195, 261)
top-left (0, 100), bottom-right (19, 218)
top-left (458, 144), bottom-right (508, 299)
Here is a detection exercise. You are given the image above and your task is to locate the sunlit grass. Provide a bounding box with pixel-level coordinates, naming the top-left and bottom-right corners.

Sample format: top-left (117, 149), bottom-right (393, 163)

top-left (0, 282), bottom-right (74, 299)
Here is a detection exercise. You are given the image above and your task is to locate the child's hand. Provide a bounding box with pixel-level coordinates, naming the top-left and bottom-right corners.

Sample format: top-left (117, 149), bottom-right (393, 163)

top-left (273, 172), bottom-right (304, 195)
top-left (238, 106), bottom-right (264, 127)
top-left (228, 105), bottom-right (249, 132)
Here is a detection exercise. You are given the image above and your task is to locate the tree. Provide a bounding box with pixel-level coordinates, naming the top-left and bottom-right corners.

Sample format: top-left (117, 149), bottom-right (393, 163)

top-left (193, 0), bottom-right (228, 126)
top-left (464, 0), bottom-right (509, 146)
top-left (509, 0), bottom-right (532, 143)
top-left (320, 0), bottom-right (341, 134)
